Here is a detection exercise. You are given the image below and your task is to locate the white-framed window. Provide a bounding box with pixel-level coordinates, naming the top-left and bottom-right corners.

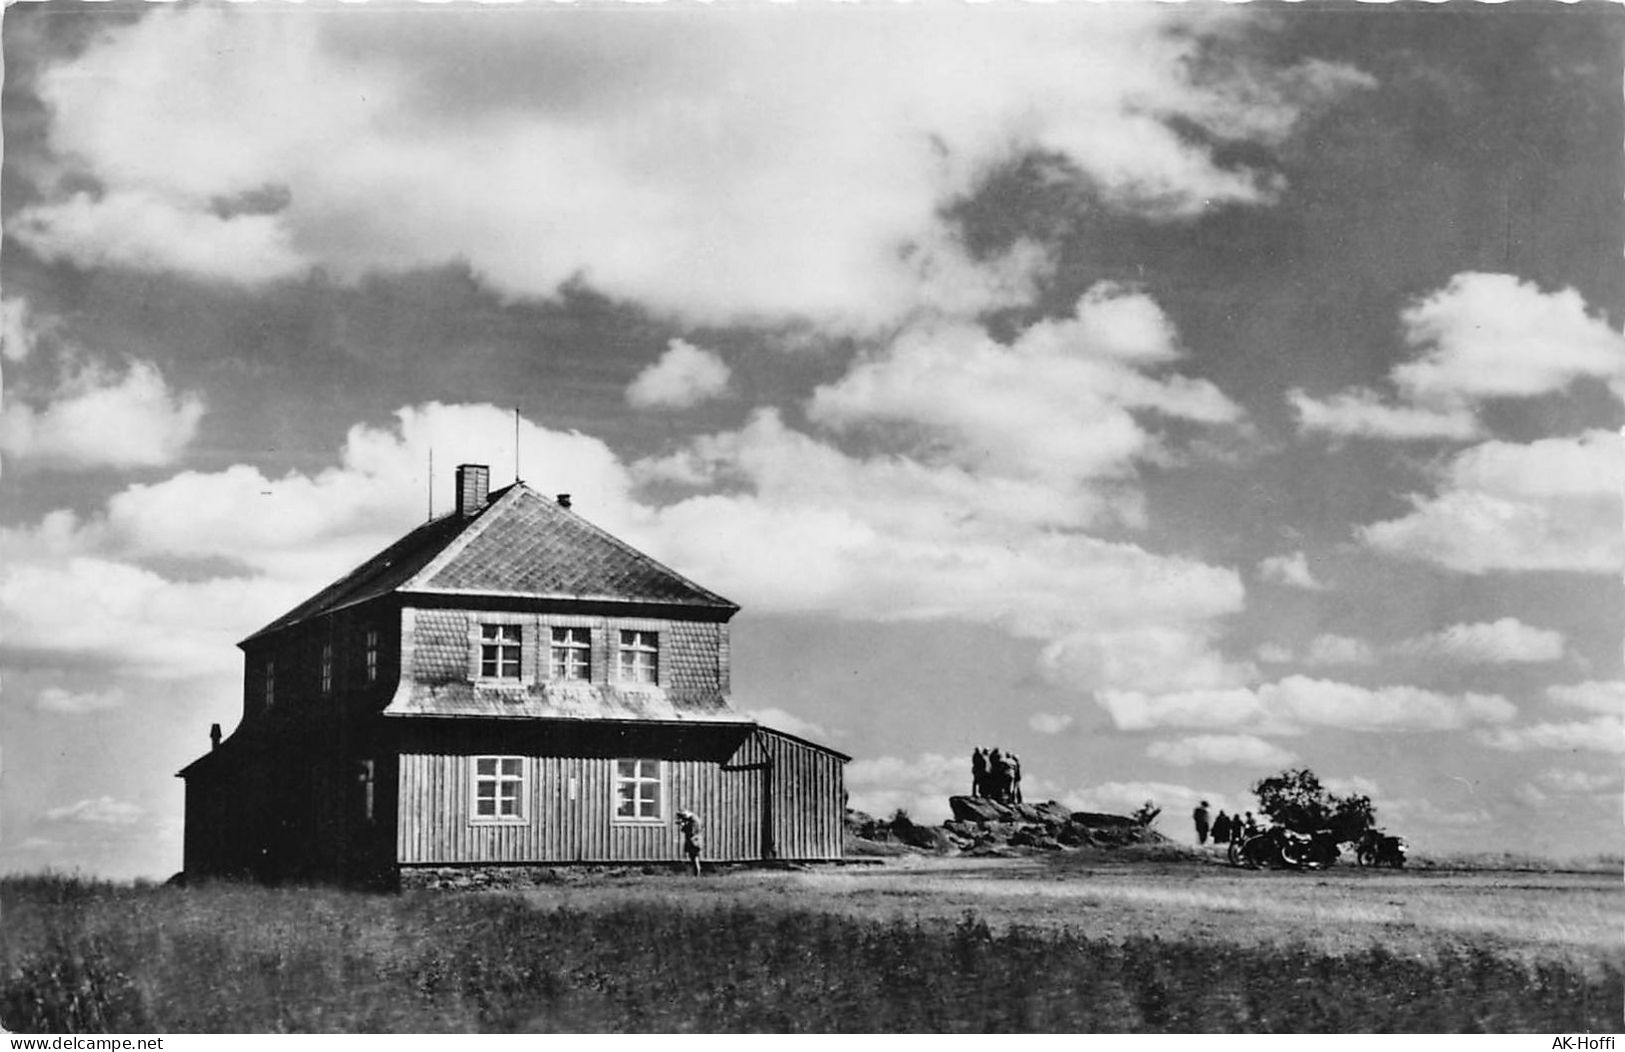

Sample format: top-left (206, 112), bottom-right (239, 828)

top-left (264, 659), bottom-right (276, 708)
top-left (472, 756), bottom-right (525, 822)
top-left (365, 628), bottom-right (379, 684)
top-left (479, 624), bottom-right (522, 679)
top-left (550, 626), bottom-right (592, 681)
top-left (618, 630), bottom-right (659, 685)
top-left (320, 642), bottom-right (334, 695)
top-left (614, 758), bottom-right (663, 821)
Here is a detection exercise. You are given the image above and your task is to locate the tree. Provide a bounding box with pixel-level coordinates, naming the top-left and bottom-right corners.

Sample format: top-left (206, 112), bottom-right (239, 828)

top-left (1252, 768), bottom-right (1377, 840)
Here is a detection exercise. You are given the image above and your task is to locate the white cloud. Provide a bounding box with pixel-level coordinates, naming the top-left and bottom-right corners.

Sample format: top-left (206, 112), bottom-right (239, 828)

top-left (626, 339), bottom-right (731, 410)
top-left (45, 797), bottom-right (145, 826)
top-left (11, 189), bottom-right (304, 286)
top-left (1257, 551), bottom-right (1323, 590)
top-left (808, 285), bottom-right (1244, 487)
top-left (0, 403), bottom-right (641, 687)
top-left (1361, 430), bottom-right (1623, 574)
top-left (1395, 618), bottom-right (1565, 664)
top-left (0, 359), bottom-right (203, 470)
top-left (1255, 642), bottom-right (1295, 664)
top-left (13, 6), bottom-right (1370, 330)
top-left (1063, 780), bottom-right (1242, 825)
top-left (1300, 634), bottom-right (1375, 667)
top-left (1028, 712), bottom-right (1075, 735)
top-left (36, 687), bottom-right (126, 714)
top-left (1287, 387), bottom-right (1481, 442)
top-left (1289, 274), bottom-right (1624, 441)
top-left (1477, 716), bottom-right (1625, 755)
top-left (1145, 734), bottom-right (1297, 768)
top-left (1544, 681), bottom-right (1625, 716)
top-left (844, 752), bottom-right (967, 822)
top-left (742, 706), bottom-right (832, 742)
top-left (1040, 627), bottom-right (1254, 696)
top-left (1100, 675), bottom-right (1515, 734)
top-left (1392, 273), bottom-right (1625, 408)
top-left (1, 297), bottom-right (44, 362)
top-left (1533, 769), bottom-right (1620, 795)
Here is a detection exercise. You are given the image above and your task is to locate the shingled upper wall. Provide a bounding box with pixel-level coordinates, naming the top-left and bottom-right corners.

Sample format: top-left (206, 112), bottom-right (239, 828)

top-left (398, 606), bottom-right (733, 718)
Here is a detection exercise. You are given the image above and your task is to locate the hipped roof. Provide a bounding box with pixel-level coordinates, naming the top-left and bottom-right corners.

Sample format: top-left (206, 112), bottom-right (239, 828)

top-left (243, 483), bottom-right (738, 644)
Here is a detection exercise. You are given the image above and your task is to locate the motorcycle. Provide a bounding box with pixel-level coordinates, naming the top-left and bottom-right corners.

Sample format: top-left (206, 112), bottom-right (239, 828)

top-left (1355, 830), bottom-right (1407, 868)
top-left (1228, 827), bottom-right (1343, 870)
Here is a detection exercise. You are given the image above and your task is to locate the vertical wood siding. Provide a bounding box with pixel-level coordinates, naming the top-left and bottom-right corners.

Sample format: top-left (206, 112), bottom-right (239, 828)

top-left (396, 727), bottom-right (844, 864)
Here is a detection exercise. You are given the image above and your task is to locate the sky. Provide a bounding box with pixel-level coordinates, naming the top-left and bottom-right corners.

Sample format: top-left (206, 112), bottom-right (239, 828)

top-left (1, 2), bottom-right (1620, 879)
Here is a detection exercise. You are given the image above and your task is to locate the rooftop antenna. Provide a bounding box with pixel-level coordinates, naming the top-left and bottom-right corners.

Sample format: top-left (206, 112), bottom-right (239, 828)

top-left (427, 447), bottom-right (434, 521)
top-left (514, 405), bottom-right (521, 483)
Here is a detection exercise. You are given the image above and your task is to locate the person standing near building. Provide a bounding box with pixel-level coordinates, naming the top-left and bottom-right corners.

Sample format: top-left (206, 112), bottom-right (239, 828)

top-left (676, 809), bottom-right (704, 876)
top-left (1193, 800), bottom-right (1211, 846)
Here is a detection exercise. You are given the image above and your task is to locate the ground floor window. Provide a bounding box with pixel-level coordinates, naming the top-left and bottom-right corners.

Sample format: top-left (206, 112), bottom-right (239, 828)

top-left (472, 756), bottom-right (525, 822)
top-left (614, 759), bottom-right (663, 821)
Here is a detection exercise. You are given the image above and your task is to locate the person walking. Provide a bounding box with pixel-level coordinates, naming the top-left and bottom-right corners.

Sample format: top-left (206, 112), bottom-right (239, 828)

top-left (1193, 800), bottom-right (1212, 846)
top-left (1212, 810), bottom-right (1231, 844)
top-left (676, 809), bottom-right (704, 876)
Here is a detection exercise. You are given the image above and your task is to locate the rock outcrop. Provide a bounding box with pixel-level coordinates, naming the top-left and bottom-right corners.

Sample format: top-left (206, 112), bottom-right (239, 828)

top-left (847, 799), bottom-right (1168, 856)
top-left (943, 796), bottom-right (1166, 853)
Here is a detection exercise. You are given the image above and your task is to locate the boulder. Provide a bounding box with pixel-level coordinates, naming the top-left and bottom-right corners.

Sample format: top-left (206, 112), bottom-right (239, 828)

top-left (950, 795), bottom-right (1016, 823)
top-left (1070, 811), bottom-right (1140, 829)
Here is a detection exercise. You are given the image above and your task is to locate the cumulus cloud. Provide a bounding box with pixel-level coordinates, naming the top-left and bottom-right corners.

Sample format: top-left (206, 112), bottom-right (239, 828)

top-left (1300, 634), bottom-right (1375, 667)
top-left (0, 403), bottom-right (641, 687)
top-left (844, 752), bottom-right (965, 822)
top-left (45, 797), bottom-right (145, 825)
top-left (1, 297), bottom-right (44, 362)
top-left (1145, 734), bottom-right (1297, 768)
top-left (742, 707), bottom-right (832, 742)
top-left (1392, 273), bottom-right (1625, 407)
top-left (626, 339), bottom-right (731, 410)
top-left (36, 686), bottom-right (126, 714)
top-left (1545, 680), bottom-right (1625, 716)
top-left (1063, 780), bottom-right (1241, 825)
top-left (1100, 675), bottom-right (1515, 735)
top-left (808, 284), bottom-right (1244, 487)
top-left (1028, 712), bottom-right (1075, 735)
top-left (1361, 430), bottom-right (1623, 574)
top-left (13, 6), bottom-right (1371, 330)
top-left (1477, 716), bottom-right (1624, 755)
top-left (0, 359), bottom-right (203, 470)
top-left (1291, 274), bottom-right (1624, 441)
top-left (1286, 388), bottom-right (1481, 442)
top-left (1394, 618), bottom-right (1565, 664)
top-left (1257, 551), bottom-right (1323, 590)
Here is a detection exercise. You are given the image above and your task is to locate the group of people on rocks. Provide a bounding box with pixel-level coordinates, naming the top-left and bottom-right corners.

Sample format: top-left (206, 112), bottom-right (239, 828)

top-left (970, 747), bottom-right (1023, 804)
top-left (1191, 801), bottom-right (1260, 846)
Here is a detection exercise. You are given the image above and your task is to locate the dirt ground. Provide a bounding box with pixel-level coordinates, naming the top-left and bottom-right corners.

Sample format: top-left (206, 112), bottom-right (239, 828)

top-left (521, 851), bottom-right (1625, 973)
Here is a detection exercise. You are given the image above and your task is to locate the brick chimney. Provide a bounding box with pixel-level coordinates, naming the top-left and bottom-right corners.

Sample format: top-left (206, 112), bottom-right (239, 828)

top-left (556, 493), bottom-right (572, 509)
top-left (455, 464), bottom-right (490, 517)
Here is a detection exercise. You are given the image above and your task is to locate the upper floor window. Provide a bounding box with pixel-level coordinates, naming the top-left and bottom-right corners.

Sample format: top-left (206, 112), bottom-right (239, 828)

top-left (473, 756), bottom-right (525, 822)
top-left (320, 642), bottom-right (334, 695)
top-left (619, 630), bottom-right (659, 685)
top-left (365, 629), bottom-right (379, 684)
top-left (264, 659), bottom-right (276, 708)
top-left (480, 624), bottom-right (522, 679)
top-left (550, 627), bottom-right (591, 681)
top-left (614, 759), bottom-right (662, 821)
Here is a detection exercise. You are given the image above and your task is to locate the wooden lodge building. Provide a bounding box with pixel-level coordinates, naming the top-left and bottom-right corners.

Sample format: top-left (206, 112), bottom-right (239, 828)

top-left (179, 464), bottom-right (848, 884)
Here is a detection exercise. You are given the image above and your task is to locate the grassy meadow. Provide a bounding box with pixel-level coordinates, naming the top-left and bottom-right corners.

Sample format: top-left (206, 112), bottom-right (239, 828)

top-left (2, 860), bottom-right (1620, 1033)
